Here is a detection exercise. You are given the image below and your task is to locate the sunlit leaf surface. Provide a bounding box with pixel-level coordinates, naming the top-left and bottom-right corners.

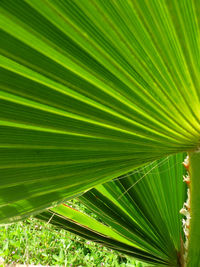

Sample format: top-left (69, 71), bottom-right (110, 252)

top-left (0, 0), bottom-right (199, 223)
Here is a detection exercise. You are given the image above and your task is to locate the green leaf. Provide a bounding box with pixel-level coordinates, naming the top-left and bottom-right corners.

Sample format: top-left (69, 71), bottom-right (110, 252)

top-left (0, 0), bottom-right (200, 223)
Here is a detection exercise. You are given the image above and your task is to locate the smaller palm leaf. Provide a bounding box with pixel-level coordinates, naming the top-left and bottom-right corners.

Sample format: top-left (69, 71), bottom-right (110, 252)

top-left (37, 153), bottom-right (186, 266)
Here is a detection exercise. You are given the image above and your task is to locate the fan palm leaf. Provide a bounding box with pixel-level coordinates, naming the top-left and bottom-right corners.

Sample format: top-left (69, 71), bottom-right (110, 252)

top-left (0, 1), bottom-right (200, 265)
top-left (0, 0), bottom-right (199, 223)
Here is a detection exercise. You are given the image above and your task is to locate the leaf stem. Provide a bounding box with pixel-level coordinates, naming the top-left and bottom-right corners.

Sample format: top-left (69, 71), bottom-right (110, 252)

top-left (185, 151), bottom-right (200, 266)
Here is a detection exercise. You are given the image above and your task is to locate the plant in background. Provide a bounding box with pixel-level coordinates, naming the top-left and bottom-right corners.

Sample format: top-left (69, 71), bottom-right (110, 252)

top-left (0, 0), bottom-right (200, 266)
top-left (1, 217), bottom-right (141, 266)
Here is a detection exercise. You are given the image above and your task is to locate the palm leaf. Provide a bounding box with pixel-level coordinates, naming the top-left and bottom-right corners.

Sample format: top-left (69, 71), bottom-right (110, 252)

top-left (0, 0), bottom-right (199, 226)
top-left (37, 153), bottom-right (186, 265)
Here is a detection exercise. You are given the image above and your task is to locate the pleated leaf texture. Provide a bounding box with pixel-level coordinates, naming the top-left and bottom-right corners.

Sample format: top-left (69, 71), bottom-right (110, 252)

top-left (0, 0), bottom-right (200, 223)
top-left (38, 154), bottom-right (187, 266)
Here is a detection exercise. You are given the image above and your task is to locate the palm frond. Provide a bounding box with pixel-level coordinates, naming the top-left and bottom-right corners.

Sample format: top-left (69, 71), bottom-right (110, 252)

top-left (37, 153), bottom-right (186, 265)
top-left (0, 0), bottom-right (199, 223)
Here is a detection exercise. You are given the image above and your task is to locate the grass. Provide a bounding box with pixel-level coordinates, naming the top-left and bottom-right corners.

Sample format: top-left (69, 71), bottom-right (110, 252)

top-left (0, 200), bottom-right (146, 266)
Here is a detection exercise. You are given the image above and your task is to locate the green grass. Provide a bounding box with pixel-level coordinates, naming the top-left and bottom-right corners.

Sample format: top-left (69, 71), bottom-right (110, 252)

top-left (0, 202), bottom-right (146, 266)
